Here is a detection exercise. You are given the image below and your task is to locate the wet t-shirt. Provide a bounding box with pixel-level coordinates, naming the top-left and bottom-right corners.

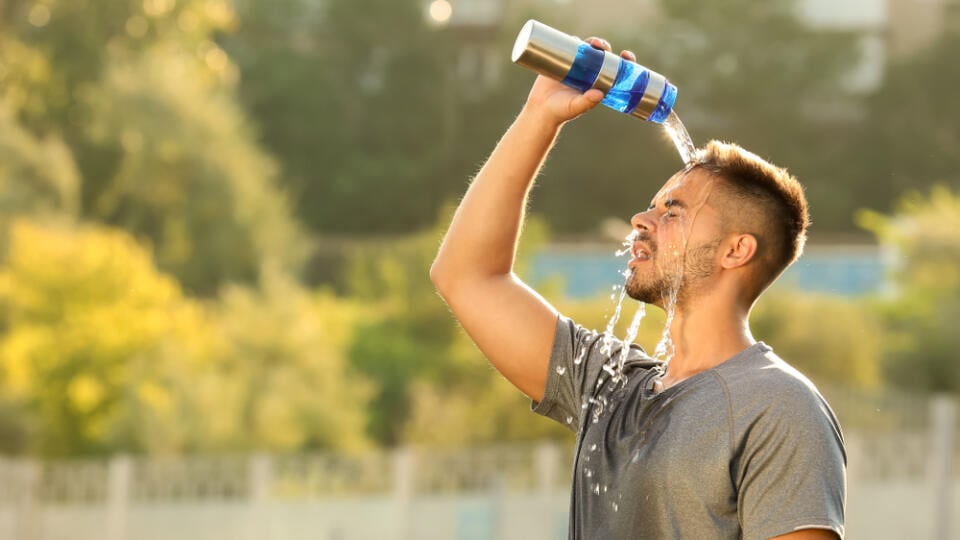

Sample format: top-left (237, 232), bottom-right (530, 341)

top-left (532, 315), bottom-right (846, 540)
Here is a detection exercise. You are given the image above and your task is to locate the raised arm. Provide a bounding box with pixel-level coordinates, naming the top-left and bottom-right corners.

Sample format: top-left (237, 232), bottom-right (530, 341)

top-left (430, 38), bottom-right (623, 401)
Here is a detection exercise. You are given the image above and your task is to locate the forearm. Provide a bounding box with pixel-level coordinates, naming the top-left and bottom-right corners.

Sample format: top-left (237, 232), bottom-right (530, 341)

top-left (431, 108), bottom-right (562, 286)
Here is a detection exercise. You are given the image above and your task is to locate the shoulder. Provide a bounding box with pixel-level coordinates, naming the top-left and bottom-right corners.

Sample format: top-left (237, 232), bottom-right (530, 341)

top-left (713, 344), bottom-right (844, 444)
top-left (715, 343), bottom-right (828, 407)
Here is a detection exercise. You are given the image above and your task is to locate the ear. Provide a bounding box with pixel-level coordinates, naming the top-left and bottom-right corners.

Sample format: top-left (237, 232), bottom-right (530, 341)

top-left (720, 234), bottom-right (758, 270)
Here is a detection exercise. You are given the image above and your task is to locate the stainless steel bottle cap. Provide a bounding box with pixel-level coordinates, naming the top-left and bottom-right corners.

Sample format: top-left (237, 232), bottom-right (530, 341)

top-left (511, 20), bottom-right (583, 82)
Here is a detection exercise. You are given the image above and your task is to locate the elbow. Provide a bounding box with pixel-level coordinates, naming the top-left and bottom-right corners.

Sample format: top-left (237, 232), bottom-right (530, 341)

top-left (429, 258), bottom-right (451, 293)
top-left (430, 257), bottom-right (466, 299)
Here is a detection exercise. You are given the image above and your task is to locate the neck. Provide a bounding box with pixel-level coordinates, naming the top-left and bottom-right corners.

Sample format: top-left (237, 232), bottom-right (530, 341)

top-left (658, 296), bottom-right (755, 389)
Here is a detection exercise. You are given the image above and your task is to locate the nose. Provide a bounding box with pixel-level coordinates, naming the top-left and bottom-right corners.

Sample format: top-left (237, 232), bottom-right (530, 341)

top-left (630, 208), bottom-right (657, 232)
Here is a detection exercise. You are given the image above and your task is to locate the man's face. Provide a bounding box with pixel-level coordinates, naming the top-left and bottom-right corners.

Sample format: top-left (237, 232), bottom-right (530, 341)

top-left (624, 167), bottom-right (723, 307)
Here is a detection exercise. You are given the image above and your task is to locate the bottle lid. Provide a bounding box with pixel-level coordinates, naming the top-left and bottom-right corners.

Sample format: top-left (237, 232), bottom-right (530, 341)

top-left (512, 20), bottom-right (583, 82)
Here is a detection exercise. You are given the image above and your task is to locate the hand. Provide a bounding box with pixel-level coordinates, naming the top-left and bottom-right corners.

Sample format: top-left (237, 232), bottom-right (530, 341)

top-left (522, 37), bottom-right (639, 126)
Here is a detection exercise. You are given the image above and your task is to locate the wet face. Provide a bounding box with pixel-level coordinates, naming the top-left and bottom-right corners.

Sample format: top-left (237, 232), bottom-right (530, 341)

top-left (624, 167), bottom-right (723, 307)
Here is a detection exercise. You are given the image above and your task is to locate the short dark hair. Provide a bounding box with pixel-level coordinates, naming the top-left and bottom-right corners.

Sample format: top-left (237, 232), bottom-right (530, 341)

top-left (693, 140), bottom-right (810, 296)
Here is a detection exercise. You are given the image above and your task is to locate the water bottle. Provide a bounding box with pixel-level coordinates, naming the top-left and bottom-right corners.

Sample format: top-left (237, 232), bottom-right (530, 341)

top-left (511, 20), bottom-right (677, 124)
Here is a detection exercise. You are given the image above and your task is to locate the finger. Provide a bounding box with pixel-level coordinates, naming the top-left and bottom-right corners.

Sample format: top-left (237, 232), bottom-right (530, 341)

top-left (620, 50), bottom-right (637, 62)
top-left (585, 37), bottom-right (612, 52)
top-left (569, 88), bottom-right (604, 117)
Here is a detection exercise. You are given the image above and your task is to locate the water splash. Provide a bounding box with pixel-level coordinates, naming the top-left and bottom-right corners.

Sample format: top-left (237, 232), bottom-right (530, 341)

top-left (652, 293), bottom-right (677, 365)
top-left (599, 271), bottom-right (631, 357)
top-left (651, 236), bottom-right (684, 374)
top-left (617, 302), bottom-right (647, 378)
top-left (615, 229), bottom-right (639, 257)
top-left (663, 110), bottom-right (697, 166)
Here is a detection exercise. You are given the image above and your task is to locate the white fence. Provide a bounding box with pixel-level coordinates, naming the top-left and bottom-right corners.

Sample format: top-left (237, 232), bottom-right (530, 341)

top-left (0, 391), bottom-right (957, 540)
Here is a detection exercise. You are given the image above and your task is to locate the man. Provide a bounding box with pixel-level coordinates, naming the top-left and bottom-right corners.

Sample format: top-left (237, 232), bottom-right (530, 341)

top-left (430, 36), bottom-right (845, 540)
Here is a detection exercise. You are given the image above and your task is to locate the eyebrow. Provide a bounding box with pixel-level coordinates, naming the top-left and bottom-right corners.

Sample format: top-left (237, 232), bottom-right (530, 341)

top-left (648, 198), bottom-right (688, 211)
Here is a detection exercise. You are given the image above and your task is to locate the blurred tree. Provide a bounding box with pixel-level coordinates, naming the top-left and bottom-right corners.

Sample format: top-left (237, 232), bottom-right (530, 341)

top-left (0, 220), bottom-right (371, 456)
top-left (751, 290), bottom-right (882, 389)
top-left (224, 0), bottom-right (449, 235)
top-left (850, 31), bottom-right (960, 213)
top-left (0, 0), bottom-right (234, 131)
top-left (343, 228), bottom-right (463, 445)
top-left (0, 220), bottom-right (218, 456)
top-left (344, 210), bottom-right (563, 446)
top-left (0, 0), bottom-right (303, 295)
top-left (213, 268), bottom-right (373, 452)
top-left (83, 44), bottom-right (305, 295)
top-left (859, 185), bottom-right (960, 394)
top-left (0, 102), bottom-right (80, 234)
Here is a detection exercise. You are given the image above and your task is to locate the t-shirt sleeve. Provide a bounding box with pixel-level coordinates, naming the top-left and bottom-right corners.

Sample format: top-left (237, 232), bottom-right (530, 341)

top-left (735, 384), bottom-right (847, 540)
top-left (531, 314), bottom-right (637, 432)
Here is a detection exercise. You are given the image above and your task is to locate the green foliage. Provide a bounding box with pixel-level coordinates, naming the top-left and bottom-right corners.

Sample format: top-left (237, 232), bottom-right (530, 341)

top-left (214, 270), bottom-right (373, 452)
top-left (0, 103), bottom-right (80, 232)
top-left (224, 0), bottom-right (449, 234)
top-left (343, 225), bottom-right (465, 445)
top-left (751, 290), bottom-right (882, 389)
top-left (343, 211), bottom-right (572, 446)
top-left (859, 185), bottom-right (960, 393)
top-left (0, 220), bottom-right (217, 456)
top-left (849, 33), bottom-right (960, 211)
top-left (1, 0), bottom-right (302, 295)
top-left (82, 44), bottom-right (305, 295)
top-left (1, 0), bottom-right (235, 131)
top-left (0, 220), bottom-right (371, 456)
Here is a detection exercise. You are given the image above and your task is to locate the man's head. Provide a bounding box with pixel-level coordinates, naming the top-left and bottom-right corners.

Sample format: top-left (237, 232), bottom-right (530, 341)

top-left (625, 140), bottom-right (809, 309)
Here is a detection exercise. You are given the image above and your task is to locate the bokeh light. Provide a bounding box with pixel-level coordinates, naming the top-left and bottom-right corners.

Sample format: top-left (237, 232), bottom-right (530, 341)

top-left (428, 0), bottom-right (453, 25)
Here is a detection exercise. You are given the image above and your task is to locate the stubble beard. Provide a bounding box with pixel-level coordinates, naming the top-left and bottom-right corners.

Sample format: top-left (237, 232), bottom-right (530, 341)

top-left (624, 239), bottom-right (720, 307)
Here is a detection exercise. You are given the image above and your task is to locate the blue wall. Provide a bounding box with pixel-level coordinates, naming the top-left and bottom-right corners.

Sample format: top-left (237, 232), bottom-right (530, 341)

top-left (525, 245), bottom-right (885, 299)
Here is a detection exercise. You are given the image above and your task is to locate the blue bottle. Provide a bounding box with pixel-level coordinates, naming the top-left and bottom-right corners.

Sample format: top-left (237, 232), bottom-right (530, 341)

top-left (512, 19), bottom-right (677, 124)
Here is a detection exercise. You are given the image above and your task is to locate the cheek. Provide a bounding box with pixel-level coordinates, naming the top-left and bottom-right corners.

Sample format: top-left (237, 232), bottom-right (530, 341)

top-left (685, 212), bottom-right (722, 245)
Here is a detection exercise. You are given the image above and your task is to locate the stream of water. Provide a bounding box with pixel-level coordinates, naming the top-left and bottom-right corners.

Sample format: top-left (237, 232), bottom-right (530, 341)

top-left (596, 109), bottom-right (697, 395)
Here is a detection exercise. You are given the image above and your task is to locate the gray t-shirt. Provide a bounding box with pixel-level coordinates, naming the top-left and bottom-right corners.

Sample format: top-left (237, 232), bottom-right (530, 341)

top-left (533, 315), bottom-right (846, 539)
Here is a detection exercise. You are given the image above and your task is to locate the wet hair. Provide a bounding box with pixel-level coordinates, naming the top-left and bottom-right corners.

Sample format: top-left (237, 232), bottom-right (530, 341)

top-left (693, 140), bottom-right (810, 297)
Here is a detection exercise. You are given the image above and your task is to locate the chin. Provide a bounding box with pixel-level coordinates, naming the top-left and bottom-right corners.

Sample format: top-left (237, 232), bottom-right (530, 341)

top-left (624, 281), bottom-right (663, 307)
top-left (625, 271), bottom-right (682, 309)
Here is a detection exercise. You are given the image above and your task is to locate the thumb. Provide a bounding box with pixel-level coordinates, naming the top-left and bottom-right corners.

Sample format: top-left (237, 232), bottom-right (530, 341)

top-left (567, 89), bottom-right (604, 118)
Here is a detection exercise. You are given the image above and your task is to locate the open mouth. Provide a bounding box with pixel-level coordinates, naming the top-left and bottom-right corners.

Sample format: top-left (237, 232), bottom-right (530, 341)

top-left (632, 242), bottom-right (652, 261)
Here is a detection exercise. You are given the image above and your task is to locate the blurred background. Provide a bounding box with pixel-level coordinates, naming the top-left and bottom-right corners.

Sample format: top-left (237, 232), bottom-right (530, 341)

top-left (0, 0), bottom-right (958, 538)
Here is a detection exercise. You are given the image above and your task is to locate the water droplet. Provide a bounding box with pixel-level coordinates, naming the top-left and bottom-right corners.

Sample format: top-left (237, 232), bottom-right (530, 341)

top-left (603, 485), bottom-right (608, 493)
top-left (585, 468), bottom-right (593, 478)
top-left (593, 484), bottom-right (601, 495)
top-left (565, 416), bottom-right (574, 424)
top-left (612, 502), bottom-right (619, 512)
top-left (589, 443), bottom-right (597, 452)
top-left (556, 365), bottom-right (567, 376)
